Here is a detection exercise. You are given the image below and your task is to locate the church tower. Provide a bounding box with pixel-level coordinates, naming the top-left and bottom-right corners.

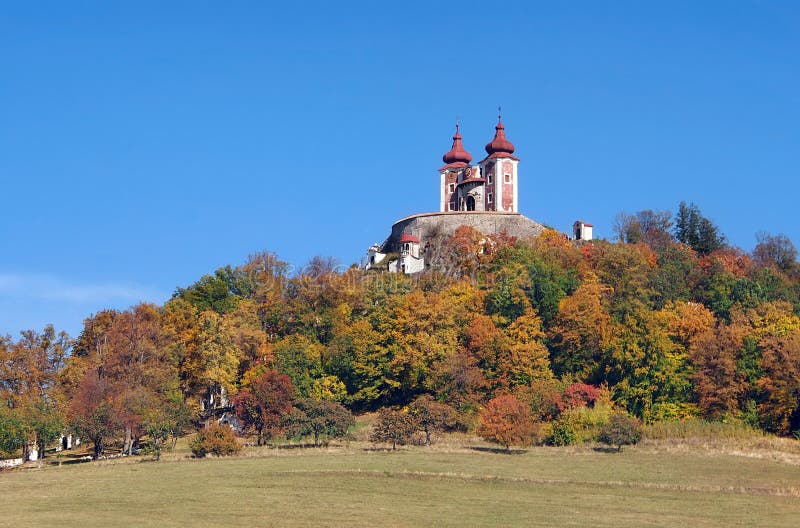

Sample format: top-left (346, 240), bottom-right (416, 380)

top-left (438, 124), bottom-right (474, 212)
top-left (478, 114), bottom-right (519, 212)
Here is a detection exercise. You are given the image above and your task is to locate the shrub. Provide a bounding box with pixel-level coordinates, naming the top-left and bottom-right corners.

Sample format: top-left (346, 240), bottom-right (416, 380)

top-left (546, 401), bottom-right (614, 445)
top-left (643, 418), bottom-right (763, 441)
top-left (598, 413), bottom-right (642, 451)
top-left (190, 424), bottom-right (242, 458)
top-left (547, 418), bottom-right (578, 446)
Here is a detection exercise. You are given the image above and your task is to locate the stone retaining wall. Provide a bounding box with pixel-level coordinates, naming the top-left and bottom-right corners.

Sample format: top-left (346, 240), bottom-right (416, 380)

top-left (382, 211), bottom-right (546, 253)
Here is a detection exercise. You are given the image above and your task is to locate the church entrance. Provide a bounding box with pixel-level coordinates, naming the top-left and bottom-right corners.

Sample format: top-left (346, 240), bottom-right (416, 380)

top-left (466, 196), bottom-right (476, 211)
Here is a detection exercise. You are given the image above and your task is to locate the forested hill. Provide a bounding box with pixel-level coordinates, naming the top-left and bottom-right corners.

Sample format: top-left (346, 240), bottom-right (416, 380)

top-left (2, 201), bottom-right (800, 459)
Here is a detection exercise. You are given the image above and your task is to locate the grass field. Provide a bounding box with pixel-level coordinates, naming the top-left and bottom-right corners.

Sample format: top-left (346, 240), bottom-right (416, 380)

top-left (1, 436), bottom-right (799, 527)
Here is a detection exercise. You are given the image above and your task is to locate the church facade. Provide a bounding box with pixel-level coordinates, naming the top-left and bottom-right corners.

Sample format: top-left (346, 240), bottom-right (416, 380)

top-left (439, 116), bottom-right (519, 214)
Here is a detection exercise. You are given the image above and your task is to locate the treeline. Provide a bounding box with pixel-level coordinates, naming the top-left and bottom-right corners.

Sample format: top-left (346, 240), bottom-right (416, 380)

top-left (2, 202), bottom-right (799, 458)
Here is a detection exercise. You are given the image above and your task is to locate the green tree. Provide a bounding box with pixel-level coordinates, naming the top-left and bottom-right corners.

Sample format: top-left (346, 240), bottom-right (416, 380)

top-left (174, 266), bottom-right (246, 314)
top-left (0, 406), bottom-right (26, 457)
top-left (674, 202), bottom-right (726, 255)
top-left (273, 334), bottom-right (324, 399)
top-left (283, 398), bottom-right (354, 446)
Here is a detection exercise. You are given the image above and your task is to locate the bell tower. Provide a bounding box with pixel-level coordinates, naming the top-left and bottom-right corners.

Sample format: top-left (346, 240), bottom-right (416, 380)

top-left (438, 124), bottom-right (473, 212)
top-left (478, 114), bottom-right (519, 212)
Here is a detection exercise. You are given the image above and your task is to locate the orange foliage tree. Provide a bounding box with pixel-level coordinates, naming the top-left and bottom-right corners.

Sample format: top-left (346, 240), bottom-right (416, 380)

top-left (476, 394), bottom-right (534, 450)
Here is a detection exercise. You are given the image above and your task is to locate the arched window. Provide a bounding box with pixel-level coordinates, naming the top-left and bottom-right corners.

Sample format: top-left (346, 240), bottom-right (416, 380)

top-left (466, 196), bottom-right (476, 211)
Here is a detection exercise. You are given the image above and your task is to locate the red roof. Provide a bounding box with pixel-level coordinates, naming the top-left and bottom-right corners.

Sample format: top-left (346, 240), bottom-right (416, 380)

top-left (442, 124), bottom-right (473, 168)
top-left (399, 233), bottom-right (420, 243)
top-left (484, 115), bottom-right (518, 160)
top-left (457, 177), bottom-right (486, 187)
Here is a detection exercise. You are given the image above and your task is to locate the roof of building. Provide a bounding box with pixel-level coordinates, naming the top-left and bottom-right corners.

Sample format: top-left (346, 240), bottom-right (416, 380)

top-left (441, 124), bottom-right (473, 168)
top-left (483, 115), bottom-right (519, 161)
top-left (399, 233), bottom-right (420, 243)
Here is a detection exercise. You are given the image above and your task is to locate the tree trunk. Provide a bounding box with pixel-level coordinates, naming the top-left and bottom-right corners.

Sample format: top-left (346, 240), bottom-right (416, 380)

top-left (93, 440), bottom-right (102, 460)
top-left (123, 426), bottom-right (132, 455)
top-left (314, 431), bottom-right (319, 446)
top-left (425, 428), bottom-right (431, 446)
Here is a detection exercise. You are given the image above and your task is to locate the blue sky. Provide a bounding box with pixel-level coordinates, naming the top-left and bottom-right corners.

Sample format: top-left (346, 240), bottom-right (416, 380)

top-left (1, 1), bottom-right (798, 337)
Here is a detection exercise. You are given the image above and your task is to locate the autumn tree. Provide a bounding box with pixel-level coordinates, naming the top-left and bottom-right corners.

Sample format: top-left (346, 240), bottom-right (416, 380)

top-left (408, 394), bottom-right (458, 446)
top-left (598, 413), bottom-right (641, 451)
top-left (69, 371), bottom-right (119, 460)
top-left (503, 309), bottom-right (554, 386)
top-left (232, 370), bottom-right (294, 445)
top-left (476, 394), bottom-right (534, 450)
top-left (548, 278), bottom-right (611, 380)
top-left (603, 308), bottom-right (692, 420)
top-left (757, 332), bottom-right (800, 435)
top-left (237, 251), bottom-right (290, 338)
top-left (183, 310), bottom-right (242, 423)
top-left (100, 304), bottom-right (176, 455)
top-left (614, 209), bottom-right (673, 249)
top-left (1, 326), bottom-right (70, 460)
top-left (753, 232), bottom-right (798, 275)
top-left (324, 318), bottom-right (395, 409)
top-left (370, 408), bottom-right (417, 450)
top-left (689, 324), bottom-right (747, 419)
top-left (283, 398), bottom-right (354, 445)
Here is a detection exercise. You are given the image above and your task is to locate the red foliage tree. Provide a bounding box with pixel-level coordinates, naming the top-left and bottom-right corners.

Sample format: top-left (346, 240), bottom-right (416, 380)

top-left (232, 370), bottom-right (294, 445)
top-left (562, 383), bottom-right (602, 409)
top-left (68, 371), bottom-right (120, 460)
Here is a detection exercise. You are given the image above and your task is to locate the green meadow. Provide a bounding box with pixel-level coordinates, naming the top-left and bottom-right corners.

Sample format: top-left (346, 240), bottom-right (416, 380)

top-left (2, 439), bottom-right (798, 527)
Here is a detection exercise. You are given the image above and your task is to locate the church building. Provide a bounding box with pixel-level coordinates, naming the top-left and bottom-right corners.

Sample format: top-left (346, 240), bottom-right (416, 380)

top-left (365, 114), bottom-right (591, 274)
top-left (439, 116), bottom-right (519, 214)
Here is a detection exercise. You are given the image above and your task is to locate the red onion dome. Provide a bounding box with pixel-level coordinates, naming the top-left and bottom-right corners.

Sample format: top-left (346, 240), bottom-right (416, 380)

top-left (485, 115), bottom-right (515, 156)
top-left (442, 124), bottom-right (473, 166)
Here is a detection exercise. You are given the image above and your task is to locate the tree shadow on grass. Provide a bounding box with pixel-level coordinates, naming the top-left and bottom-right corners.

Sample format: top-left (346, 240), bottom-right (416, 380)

top-left (592, 446), bottom-right (622, 453)
top-left (269, 443), bottom-right (324, 450)
top-left (468, 446), bottom-right (528, 455)
top-left (361, 446), bottom-right (405, 453)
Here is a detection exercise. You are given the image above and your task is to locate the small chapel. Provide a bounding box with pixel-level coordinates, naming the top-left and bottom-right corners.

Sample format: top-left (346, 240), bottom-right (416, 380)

top-left (366, 114), bottom-right (591, 274)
